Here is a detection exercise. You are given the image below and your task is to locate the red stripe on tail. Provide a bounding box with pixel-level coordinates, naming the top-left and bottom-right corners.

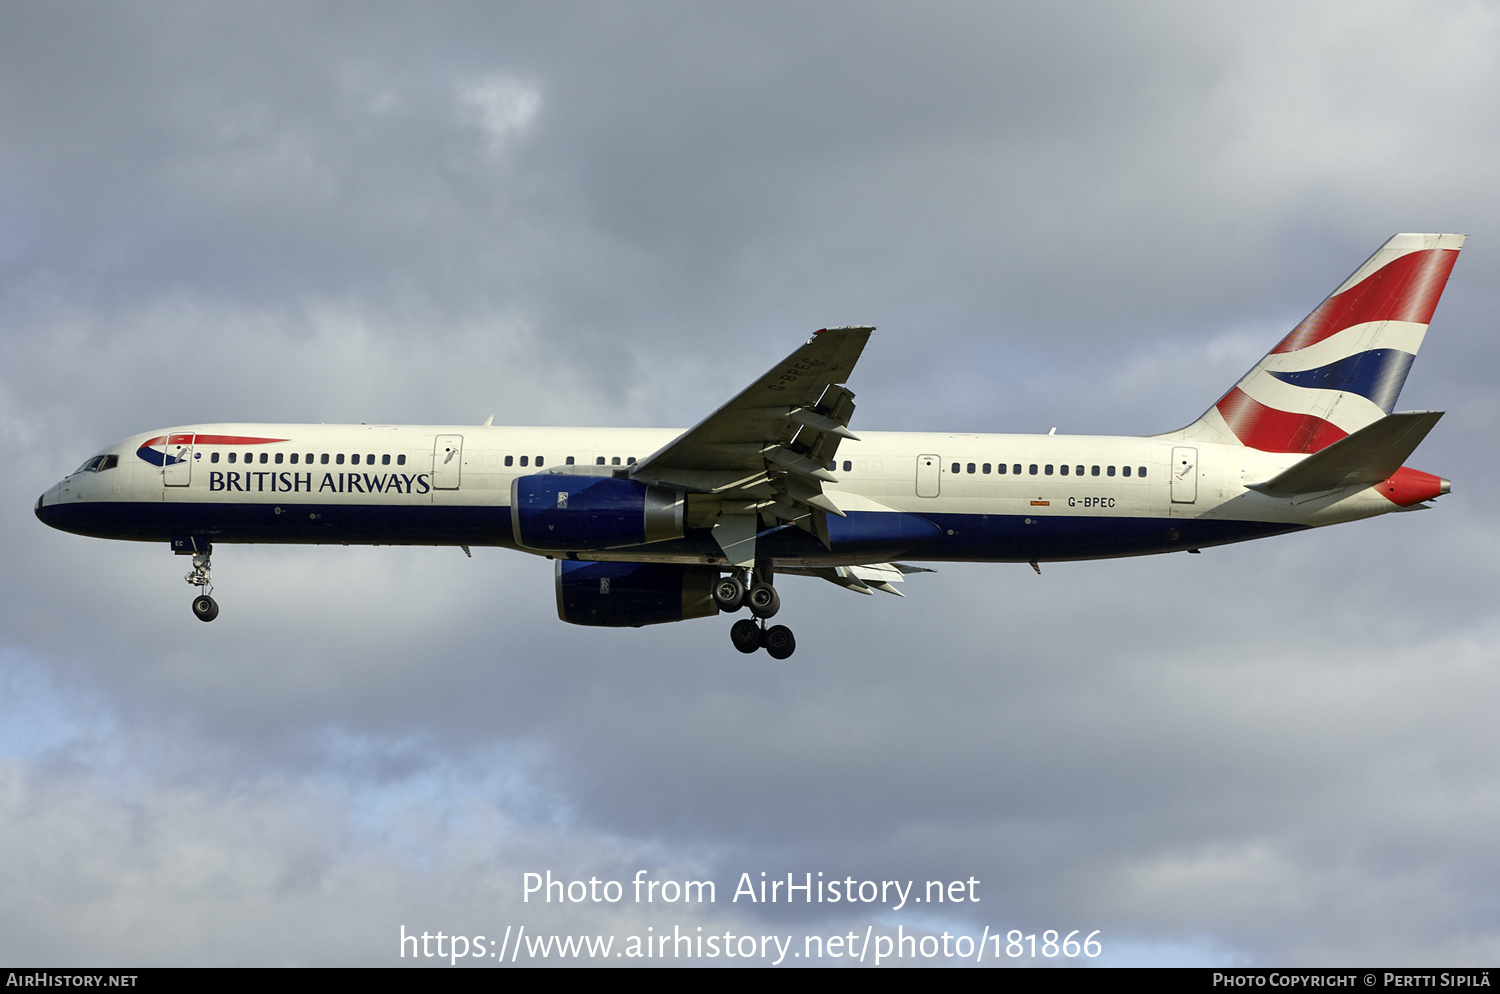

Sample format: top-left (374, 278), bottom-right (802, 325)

top-left (1215, 387), bottom-right (1349, 453)
top-left (1271, 248), bottom-right (1458, 355)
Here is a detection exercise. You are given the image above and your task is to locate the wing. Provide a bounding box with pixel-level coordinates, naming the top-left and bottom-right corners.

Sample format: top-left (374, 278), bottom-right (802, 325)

top-left (778, 562), bottom-right (936, 596)
top-left (629, 326), bottom-right (873, 564)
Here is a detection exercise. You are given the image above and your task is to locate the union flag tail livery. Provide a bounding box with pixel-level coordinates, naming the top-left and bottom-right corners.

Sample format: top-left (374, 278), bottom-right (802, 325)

top-left (36, 235), bottom-right (1462, 658)
top-left (1177, 233), bottom-right (1464, 453)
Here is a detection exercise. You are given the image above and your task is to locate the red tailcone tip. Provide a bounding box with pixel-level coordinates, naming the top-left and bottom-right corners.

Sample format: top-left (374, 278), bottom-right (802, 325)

top-left (1380, 467), bottom-right (1448, 506)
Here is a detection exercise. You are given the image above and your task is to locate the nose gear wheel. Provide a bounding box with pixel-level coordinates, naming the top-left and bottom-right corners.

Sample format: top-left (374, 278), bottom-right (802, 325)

top-left (183, 548), bottom-right (219, 622)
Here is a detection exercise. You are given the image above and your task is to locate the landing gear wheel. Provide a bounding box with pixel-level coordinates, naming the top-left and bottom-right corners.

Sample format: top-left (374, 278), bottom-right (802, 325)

top-left (747, 582), bottom-right (780, 618)
top-left (763, 624), bottom-right (796, 659)
top-left (730, 618), bottom-right (762, 654)
top-left (192, 595), bottom-right (219, 623)
top-left (713, 575), bottom-right (746, 612)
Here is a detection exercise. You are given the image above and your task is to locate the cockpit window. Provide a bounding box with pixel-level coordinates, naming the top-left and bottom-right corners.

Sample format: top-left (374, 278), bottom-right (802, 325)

top-left (72, 454), bottom-right (119, 475)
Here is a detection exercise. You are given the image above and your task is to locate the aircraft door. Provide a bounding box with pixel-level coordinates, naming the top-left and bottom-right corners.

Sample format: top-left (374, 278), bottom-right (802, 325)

top-left (1171, 446), bottom-right (1198, 503)
top-left (162, 433), bottom-right (195, 487)
top-left (916, 454), bottom-right (941, 498)
top-left (433, 434), bottom-right (464, 490)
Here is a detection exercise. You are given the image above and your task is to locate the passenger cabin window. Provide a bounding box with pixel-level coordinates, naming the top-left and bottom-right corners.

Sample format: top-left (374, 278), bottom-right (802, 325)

top-left (536, 456), bottom-right (544, 467)
top-left (967, 463), bottom-right (976, 474)
top-left (228, 452), bottom-right (237, 464)
top-left (382, 454), bottom-right (390, 466)
top-left (336, 453), bottom-right (345, 465)
top-left (611, 457), bottom-right (621, 466)
top-left (1045, 464), bottom-right (1054, 475)
top-left (321, 453), bottom-right (330, 465)
top-left (275, 453), bottom-right (283, 464)
top-left (982, 463), bottom-right (990, 474)
top-left (1091, 465), bottom-right (1099, 476)
top-left (627, 457), bottom-right (635, 465)
top-left (1060, 464), bottom-right (1069, 476)
top-left (997, 463), bottom-right (1006, 475)
top-left (951, 462), bottom-right (960, 474)
top-left (397, 454), bottom-right (406, 466)
top-left (351, 454), bottom-right (360, 465)
top-left (520, 456), bottom-right (528, 467)
top-left (289, 453), bottom-right (298, 464)
top-left (843, 460), bottom-right (852, 472)
top-left (211, 452), bottom-right (220, 464)
top-left (566, 456), bottom-right (575, 465)
top-left (505, 455), bottom-right (513, 467)
top-left (1122, 466), bottom-right (1131, 477)
top-left (1107, 466), bottom-right (1116, 477)
top-left (1138, 466), bottom-right (1147, 477)
top-left (596, 457), bottom-right (606, 465)
top-left (1029, 464), bottom-right (1038, 475)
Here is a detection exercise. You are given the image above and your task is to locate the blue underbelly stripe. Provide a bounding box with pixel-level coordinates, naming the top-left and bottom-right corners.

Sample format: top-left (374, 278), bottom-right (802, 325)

top-left (38, 502), bottom-right (1307, 563)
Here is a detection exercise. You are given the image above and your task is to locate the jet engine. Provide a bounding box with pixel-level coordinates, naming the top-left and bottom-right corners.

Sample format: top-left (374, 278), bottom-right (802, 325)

top-left (511, 476), bottom-right (684, 551)
top-left (554, 560), bottom-right (719, 627)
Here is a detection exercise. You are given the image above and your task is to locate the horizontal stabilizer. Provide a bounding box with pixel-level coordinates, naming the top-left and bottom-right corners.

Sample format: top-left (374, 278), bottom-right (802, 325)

top-left (1249, 411), bottom-right (1443, 496)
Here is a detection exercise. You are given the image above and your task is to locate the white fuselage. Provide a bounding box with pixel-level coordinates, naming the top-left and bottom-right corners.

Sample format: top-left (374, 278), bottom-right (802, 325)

top-left (37, 422), bottom-right (1408, 566)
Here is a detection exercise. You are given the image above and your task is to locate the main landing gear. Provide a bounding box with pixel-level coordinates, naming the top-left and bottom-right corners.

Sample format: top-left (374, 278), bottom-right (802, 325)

top-left (183, 546), bottom-right (219, 622)
top-left (714, 571), bottom-right (795, 658)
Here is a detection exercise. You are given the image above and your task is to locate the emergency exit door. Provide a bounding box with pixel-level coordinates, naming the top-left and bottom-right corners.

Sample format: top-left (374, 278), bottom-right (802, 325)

top-left (1170, 446), bottom-right (1198, 503)
top-left (433, 435), bottom-right (464, 490)
top-left (162, 433), bottom-right (195, 487)
top-left (916, 454), bottom-right (941, 498)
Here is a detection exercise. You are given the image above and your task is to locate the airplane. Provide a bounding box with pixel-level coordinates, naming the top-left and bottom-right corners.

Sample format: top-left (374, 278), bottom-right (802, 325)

top-left (36, 233), bottom-right (1461, 658)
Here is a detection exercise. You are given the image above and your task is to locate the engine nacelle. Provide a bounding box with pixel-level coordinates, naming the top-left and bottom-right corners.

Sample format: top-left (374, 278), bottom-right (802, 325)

top-left (555, 560), bottom-right (719, 627)
top-left (511, 476), bottom-right (684, 551)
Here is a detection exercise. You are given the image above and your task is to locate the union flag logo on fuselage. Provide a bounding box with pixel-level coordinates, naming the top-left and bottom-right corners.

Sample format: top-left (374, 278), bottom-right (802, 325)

top-left (135, 434), bottom-right (289, 467)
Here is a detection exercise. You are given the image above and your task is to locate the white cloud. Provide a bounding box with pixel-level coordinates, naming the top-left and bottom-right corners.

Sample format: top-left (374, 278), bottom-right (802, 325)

top-left (460, 76), bottom-right (541, 151)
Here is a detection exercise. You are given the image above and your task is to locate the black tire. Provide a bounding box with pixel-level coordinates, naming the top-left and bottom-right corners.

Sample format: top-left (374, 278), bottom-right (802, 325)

top-left (764, 625), bottom-right (795, 659)
top-left (730, 618), bottom-right (762, 654)
top-left (747, 582), bottom-right (780, 618)
top-left (713, 576), bottom-right (746, 612)
top-left (192, 595), bottom-right (219, 623)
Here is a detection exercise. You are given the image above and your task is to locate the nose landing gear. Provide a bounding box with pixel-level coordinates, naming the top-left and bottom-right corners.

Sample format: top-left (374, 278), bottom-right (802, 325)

top-left (181, 545), bottom-right (219, 622)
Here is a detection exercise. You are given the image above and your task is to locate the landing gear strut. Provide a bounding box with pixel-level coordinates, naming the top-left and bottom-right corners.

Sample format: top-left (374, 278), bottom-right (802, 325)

top-left (183, 547), bottom-right (219, 622)
top-left (721, 568), bottom-right (794, 657)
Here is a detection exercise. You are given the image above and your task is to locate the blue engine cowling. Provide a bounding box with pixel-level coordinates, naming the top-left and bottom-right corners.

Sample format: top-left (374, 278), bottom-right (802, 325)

top-left (555, 560), bottom-right (719, 627)
top-left (512, 475), bottom-right (685, 551)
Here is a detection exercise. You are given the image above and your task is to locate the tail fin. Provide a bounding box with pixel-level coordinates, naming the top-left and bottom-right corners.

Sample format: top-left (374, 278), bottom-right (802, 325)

top-left (1172, 233), bottom-right (1464, 452)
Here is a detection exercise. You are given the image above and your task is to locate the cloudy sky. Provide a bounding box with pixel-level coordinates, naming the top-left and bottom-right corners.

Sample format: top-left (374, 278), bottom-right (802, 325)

top-left (4, 1), bottom-right (1499, 967)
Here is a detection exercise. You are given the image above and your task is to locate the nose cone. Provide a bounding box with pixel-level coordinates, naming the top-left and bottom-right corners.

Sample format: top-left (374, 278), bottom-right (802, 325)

top-left (35, 482), bottom-right (65, 529)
